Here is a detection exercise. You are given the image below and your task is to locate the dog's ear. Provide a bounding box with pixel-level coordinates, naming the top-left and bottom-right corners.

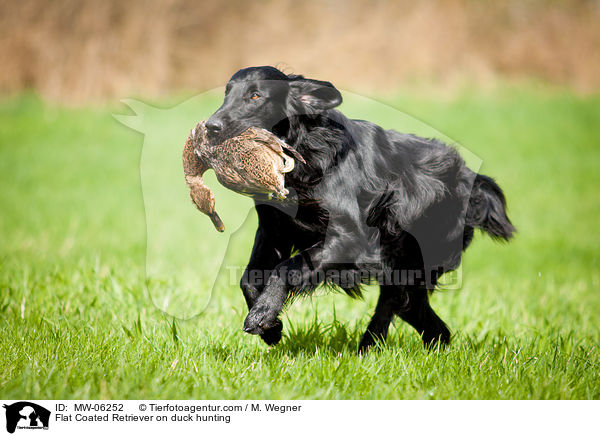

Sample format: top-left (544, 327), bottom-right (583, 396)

top-left (289, 78), bottom-right (342, 112)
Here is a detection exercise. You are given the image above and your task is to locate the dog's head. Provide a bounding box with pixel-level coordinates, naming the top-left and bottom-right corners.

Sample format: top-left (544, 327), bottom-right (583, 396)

top-left (206, 66), bottom-right (342, 143)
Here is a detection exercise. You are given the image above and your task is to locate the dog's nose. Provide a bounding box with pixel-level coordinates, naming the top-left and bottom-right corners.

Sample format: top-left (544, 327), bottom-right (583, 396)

top-left (205, 119), bottom-right (223, 135)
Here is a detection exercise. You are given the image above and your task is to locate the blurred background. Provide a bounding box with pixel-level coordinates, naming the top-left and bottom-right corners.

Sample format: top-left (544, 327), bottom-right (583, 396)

top-left (1, 0), bottom-right (599, 103)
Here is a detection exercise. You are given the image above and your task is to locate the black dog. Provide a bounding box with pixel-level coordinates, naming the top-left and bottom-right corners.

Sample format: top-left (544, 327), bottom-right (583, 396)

top-left (206, 66), bottom-right (514, 351)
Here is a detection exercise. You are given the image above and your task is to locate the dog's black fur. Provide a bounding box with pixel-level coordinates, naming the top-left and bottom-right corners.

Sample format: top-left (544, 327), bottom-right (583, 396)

top-left (206, 66), bottom-right (515, 351)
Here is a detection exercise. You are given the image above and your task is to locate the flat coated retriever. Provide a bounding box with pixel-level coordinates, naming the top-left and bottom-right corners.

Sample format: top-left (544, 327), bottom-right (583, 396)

top-left (205, 66), bottom-right (515, 351)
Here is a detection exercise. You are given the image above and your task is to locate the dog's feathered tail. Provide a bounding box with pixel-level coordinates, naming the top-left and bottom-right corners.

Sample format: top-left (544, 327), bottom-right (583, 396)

top-left (466, 174), bottom-right (515, 241)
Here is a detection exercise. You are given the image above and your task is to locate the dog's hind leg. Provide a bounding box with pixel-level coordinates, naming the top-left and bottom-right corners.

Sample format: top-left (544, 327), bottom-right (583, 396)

top-left (359, 285), bottom-right (451, 352)
top-left (397, 285), bottom-right (451, 348)
top-left (359, 285), bottom-right (404, 352)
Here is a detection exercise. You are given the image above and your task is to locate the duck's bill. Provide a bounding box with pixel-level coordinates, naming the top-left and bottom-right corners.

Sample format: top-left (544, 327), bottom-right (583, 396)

top-left (209, 211), bottom-right (226, 232)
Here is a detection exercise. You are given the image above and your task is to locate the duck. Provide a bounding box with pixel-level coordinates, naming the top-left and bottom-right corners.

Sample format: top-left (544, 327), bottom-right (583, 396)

top-left (183, 121), bottom-right (305, 232)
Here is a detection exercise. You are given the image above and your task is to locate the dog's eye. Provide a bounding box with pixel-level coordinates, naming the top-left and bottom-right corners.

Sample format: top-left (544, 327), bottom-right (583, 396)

top-left (250, 92), bottom-right (260, 100)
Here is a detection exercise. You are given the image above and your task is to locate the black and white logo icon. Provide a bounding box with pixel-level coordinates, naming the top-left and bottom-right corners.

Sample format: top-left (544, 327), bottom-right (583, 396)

top-left (3, 402), bottom-right (50, 433)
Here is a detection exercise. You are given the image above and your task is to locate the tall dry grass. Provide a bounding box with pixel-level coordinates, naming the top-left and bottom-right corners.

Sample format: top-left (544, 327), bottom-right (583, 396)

top-left (1, 0), bottom-right (599, 103)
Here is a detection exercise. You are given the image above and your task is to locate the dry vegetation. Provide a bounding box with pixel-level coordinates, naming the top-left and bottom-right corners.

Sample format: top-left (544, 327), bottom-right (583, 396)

top-left (1, 0), bottom-right (599, 103)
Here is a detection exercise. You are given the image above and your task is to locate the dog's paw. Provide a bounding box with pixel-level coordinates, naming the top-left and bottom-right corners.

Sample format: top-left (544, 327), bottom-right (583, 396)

top-left (260, 319), bottom-right (283, 346)
top-left (358, 332), bottom-right (385, 354)
top-left (243, 303), bottom-right (280, 335)
top-left (422, 325), bottom-right (451, 350)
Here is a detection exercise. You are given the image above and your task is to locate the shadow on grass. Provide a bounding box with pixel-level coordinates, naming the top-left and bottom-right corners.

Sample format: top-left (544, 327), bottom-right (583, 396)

top-left (278, 318), bottom-right (361, 356)
top-left (200, 320), bottom-right (389, 362)
top-left (199, 315), bottom-right (428, 360)
top-left (272, 319), bottom-right (451, 358)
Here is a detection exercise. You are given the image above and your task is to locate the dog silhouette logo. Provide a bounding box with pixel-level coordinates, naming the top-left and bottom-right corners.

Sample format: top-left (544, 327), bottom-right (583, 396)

top-left (2, 402), bottom-right (50, 433)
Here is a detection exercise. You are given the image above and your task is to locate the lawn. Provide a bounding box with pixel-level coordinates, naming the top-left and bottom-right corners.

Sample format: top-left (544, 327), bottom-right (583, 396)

top-left (0, 88), bottom-right (599, 399)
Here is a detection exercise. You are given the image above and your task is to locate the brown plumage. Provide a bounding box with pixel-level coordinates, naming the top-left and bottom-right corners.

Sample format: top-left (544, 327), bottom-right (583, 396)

top-left (182, 121), bottom-right (305, 232)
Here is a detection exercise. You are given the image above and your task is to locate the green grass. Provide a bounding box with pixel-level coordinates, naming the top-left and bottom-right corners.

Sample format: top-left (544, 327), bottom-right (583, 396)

top-left (1, 89), bottom-right (599, 399)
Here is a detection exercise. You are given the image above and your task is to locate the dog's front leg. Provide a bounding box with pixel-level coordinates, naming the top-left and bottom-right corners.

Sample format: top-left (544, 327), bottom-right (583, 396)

top-left (240, 205), bottom-right (293, 309)
top-left (243, 245), bottom-right (324, 343)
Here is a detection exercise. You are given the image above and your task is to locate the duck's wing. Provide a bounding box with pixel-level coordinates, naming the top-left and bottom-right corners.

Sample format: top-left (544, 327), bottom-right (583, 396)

top-left (278, 140), bottom-right (306, 165)
top-left (228, 152), bottom-right (275, 195)
top-left (248, 128), bottom-right (306, 164)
